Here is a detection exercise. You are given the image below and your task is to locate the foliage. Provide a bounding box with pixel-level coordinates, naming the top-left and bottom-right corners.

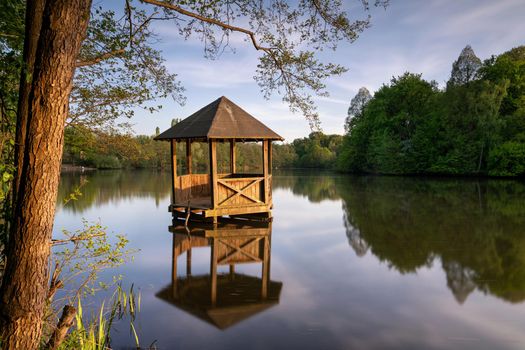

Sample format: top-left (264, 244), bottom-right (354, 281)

top-left (344, 87), bottom-right (372, 132)
top-left (62, 125), bottom-right (345, 171)
top-left (337, 45), bottom-right (525, 177)
top-left (488, 139), bottom-right (525, 176)
top-left (0, 0), bottom-right (24, 247)
top-left (448, 44), bottom-right (482, 86)
top-left (144, 0), bottom-right (389, 127)
top-left (59, 285), bottom-right (141, 350)
top-left (480, 46), bottom-right (525, 117)
top-left (63, 126), bottom-right (170, 169)
top-left (338, 73), bottom-right (439, 174)
top-left (272, 143), bottom-right (298, 168)
top-left (51, 220), bottom-right (135, 299)
top-left (292, 132), bottom-right (343, 168)
top-left (42, 220), bottom-right (139, 349)
top-left (70, 4), bottom-right (185, 131)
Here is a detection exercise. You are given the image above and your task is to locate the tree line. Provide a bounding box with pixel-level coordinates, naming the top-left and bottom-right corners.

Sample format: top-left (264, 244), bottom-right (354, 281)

top-left (61, 45), bottom-right (524, 177)
top-left (62, 126), bottom-right (344, 171)
top-left (338, 45), bottom-right (525, 176)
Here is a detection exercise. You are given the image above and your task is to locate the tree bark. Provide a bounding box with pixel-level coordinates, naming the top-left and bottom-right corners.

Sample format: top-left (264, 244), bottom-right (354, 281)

top-left (45, 305), bottom-right (77, 350)
top-left (13, 0), bottom-right (45, 206)
top-left (0, 0), bottom-right (92, 349)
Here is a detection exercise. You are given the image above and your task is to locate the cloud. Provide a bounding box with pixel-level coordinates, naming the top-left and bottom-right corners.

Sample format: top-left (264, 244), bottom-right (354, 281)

top-left (166, 57), bottom-right (256, 89)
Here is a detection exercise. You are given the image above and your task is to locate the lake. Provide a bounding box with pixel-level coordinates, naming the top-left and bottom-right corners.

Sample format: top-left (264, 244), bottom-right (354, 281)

top-left (54, 170), bottom-right (525, 349)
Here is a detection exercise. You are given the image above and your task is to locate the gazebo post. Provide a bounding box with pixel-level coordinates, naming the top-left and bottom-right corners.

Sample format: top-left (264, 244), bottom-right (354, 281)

top-left (262, 140), bottom-right (269, 204)
top-left (268, 141), bottom-right (272, 174)
top-left (186, 139), bottom-right (192, 174)
top-left (209, 139), bottom-right (218, 224)
top-left (230, 140), bottom-right (236, 174)
top-left (170, 139), bottom-right (177, 207)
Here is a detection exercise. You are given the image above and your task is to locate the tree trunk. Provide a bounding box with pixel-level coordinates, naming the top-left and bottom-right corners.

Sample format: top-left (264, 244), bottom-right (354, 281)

top-left (0, 0), bottom-right (92, 349)
top-left (13, 0), bottom-right (45, 205)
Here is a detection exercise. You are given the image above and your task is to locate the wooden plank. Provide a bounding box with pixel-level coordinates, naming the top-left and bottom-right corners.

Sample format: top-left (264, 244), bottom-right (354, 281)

top-left (204, 205), bottom-right (271, 217)
top-left (230, 140), bottom-right (236, 174)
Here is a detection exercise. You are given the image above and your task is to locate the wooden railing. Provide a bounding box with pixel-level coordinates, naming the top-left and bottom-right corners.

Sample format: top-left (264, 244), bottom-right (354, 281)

top-left (173, 173), bottom-right (271, 209)
top-left (217, 176), bottom-right (265, 208)
top-left (174, 174), bottom-right (210, 203)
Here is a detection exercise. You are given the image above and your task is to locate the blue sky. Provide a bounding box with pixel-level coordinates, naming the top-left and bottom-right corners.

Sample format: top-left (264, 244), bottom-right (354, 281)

top-left (129, 0), bottom-right (525, 141)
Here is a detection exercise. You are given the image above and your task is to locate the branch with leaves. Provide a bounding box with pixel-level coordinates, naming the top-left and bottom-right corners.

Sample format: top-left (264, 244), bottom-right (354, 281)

top-left (140, 0), bottom-right (388, 128)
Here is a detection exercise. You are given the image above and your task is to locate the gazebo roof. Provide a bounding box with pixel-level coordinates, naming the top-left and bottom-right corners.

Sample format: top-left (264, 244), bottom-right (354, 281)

top-left (154, 96), bottom-right (283, 141)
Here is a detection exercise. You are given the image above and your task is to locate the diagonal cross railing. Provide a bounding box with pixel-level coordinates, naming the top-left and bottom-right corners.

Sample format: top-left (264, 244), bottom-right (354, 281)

top-left (217, 178), bottom-right (263, 207)
top-left (216, 237), bottom-right (263, 265)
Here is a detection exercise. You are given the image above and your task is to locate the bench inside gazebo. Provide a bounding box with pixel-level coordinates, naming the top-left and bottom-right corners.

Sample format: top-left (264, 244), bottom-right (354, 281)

top-left (154, 96), bottom-right (283, 223)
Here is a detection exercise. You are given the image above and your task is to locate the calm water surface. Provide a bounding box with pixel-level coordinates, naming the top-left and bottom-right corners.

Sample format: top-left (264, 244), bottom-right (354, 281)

top-left (54, 170), bottom-right (525, 350)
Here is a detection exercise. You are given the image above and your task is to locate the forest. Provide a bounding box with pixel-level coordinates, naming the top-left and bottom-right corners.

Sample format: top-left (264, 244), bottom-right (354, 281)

top-left (338, 45), bottom-right (525, 177)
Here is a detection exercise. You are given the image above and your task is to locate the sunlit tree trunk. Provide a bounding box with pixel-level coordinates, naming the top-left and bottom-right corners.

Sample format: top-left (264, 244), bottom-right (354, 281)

top-left (13, 0), bottom-right (45, 203)
top-left (0, 0), bottom-right (92, 348)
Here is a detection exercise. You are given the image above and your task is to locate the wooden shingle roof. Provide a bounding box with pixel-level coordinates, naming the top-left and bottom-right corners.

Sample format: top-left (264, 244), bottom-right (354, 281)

top-left (154, 96), bottom-right (283, 141)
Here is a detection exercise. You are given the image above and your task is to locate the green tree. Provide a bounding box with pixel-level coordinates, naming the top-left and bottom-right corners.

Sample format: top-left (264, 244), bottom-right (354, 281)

top-left (481, 46), bottom-right (525, 117)
top-left (345, 87), bottom-right (372, 132)
top-left (435, 79), bottom-right (507, 174)
top-left (448, 45), bottom-right (482, 86)
top-left (338, 73), bottom-right (439, 174)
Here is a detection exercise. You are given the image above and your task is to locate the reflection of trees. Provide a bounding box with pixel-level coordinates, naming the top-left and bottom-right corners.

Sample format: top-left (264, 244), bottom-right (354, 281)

top-left (275, 172), bottom-right (525, 304)
top-left (339, 177), bottom-right (525, 304)
top-left (442, 261), bottom-right (476, 304)
top-left (342, 203), bottom-right (368, 257)
top-left (272, 169), bottom-right (341, 202)
top-left (57, 170), bottom-right (171, 213)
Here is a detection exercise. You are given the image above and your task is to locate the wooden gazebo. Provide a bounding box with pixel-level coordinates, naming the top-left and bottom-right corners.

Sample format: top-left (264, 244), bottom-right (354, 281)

top-left (156, 222), bottom-right (282, 329)
top-left (155, 96), bottom-right (283, 223)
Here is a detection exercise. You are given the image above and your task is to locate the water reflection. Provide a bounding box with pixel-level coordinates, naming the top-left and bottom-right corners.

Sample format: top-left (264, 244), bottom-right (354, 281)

top-left (156, 222), bottom-right (282, 330)
top-left (54, 170), bottom-right (525, 348)
top-left (58, 170), bottom-right (525, 306)
top-left (58, 170), bottom-right (170, 212)
top-left (274, 172), bottom-right (525, 305)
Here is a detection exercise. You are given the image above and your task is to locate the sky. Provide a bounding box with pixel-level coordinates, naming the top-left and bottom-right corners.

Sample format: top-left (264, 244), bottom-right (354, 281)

top-left (128, 0), bottom-right (525, 141)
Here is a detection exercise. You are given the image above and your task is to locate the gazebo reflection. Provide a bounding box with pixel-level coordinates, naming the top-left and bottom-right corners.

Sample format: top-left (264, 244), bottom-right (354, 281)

top-left (156, 221), bottom-right (282, 330)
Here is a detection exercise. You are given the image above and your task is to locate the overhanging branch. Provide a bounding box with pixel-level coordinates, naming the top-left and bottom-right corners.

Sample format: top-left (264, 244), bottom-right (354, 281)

top-left (142, 0), bottom-right (275, 52)
top-left (75, 48), bottom-right (126, 67)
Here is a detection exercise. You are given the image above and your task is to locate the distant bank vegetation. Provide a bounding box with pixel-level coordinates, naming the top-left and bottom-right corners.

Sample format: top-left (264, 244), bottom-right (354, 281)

top-left (338, 45), bottom-right (525, 177)
top-left (63, 45), bottom-right (524, 177)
